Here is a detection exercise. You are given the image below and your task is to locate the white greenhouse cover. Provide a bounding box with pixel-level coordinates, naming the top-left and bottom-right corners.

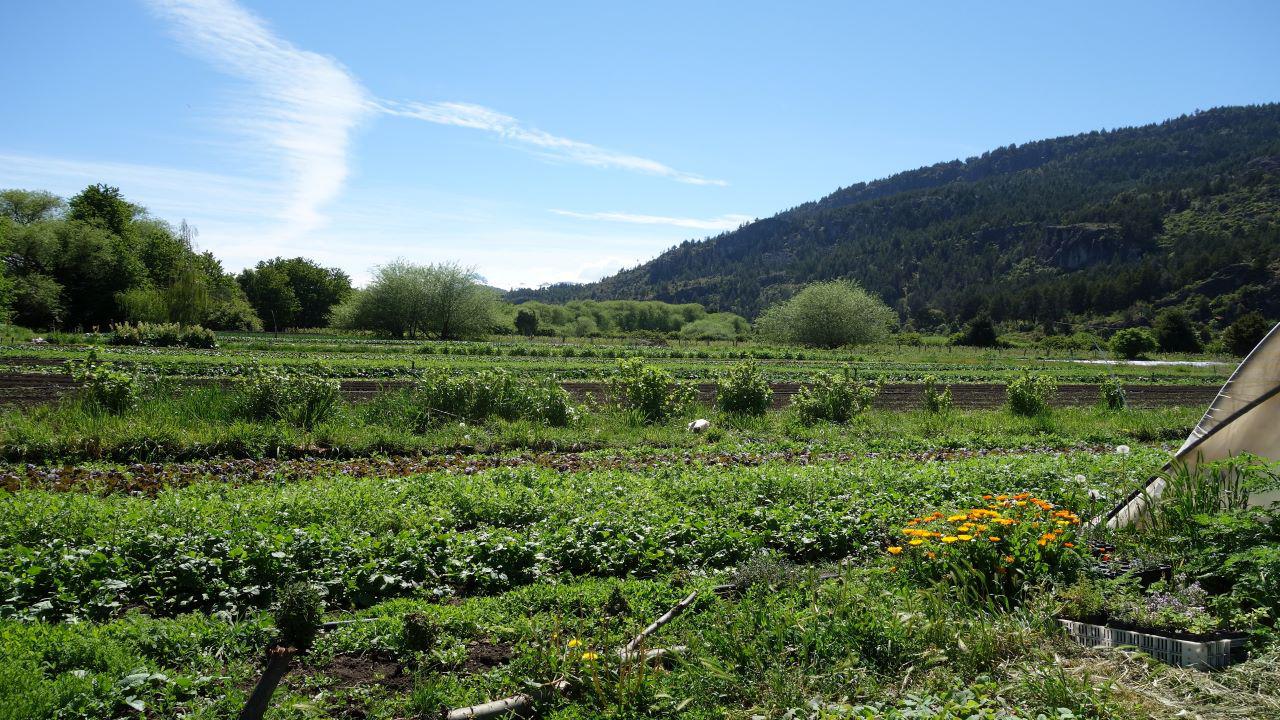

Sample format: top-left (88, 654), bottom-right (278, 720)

top-left (1106, 321), bottom-right (1280, 528)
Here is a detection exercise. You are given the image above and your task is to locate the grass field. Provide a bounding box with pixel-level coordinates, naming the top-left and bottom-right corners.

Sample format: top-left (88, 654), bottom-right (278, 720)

top-left (1, 334), bottom-right (1276, 719)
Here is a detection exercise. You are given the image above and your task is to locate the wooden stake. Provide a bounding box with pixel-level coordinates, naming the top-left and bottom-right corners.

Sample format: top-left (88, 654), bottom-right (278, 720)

top-left (238, 646), bottom-right (298, 720)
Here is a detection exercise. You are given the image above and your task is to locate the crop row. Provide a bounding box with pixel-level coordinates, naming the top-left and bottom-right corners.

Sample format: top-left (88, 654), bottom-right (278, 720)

top-left (0, 449), bottom-right (1157, 622)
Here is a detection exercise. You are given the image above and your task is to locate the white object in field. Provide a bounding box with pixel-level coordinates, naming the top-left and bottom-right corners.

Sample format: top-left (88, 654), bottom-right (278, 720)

top-left (687, 418), bottom-right (711, 433)
top-left (1106, 321), bottom-right (1280, 528)
top-left (1058, 619), bottom-right (1245, 669)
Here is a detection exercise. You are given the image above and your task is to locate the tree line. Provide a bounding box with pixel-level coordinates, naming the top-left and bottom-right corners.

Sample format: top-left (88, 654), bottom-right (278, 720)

top-left (0, 186), bottom-right (752, 341)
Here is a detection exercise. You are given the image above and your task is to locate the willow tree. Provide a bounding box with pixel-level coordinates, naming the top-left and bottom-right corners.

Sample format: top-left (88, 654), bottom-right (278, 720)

top-left (756, 280), bottom-right (896, 348)
top-left (336, 261), bottom-right (502, 340)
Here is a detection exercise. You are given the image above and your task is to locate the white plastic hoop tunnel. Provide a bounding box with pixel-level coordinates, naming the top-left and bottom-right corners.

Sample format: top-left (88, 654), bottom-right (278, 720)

top-left (1106, 321), bottom-right (1280, 528)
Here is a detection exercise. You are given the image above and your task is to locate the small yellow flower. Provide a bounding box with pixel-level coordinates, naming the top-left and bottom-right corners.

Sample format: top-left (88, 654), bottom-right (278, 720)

top-left (888, 546), bottom-right (903, 555)
top-left (908, 539), bottom-right (925, 546)
top-left (947, 513), bottom-right (968, 522)
top-left (1003, 555), bottom-right (1015, 563)
top-left (957, 534), bottom-right (973, 541)
top-left (581, 651), bottom-right (599, 662)
top-left (568, 638), bottom-right (581, 648)
top-left (941, 536), bottom-right (958, 544)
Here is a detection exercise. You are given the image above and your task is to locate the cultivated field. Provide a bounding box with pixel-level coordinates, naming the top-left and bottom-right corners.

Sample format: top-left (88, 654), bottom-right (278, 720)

top-left (1, 334), bottom-right (1276, 720)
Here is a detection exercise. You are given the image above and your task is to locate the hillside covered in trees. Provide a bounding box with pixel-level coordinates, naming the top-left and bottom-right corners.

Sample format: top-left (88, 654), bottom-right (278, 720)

top-left (510, 104), bottom-right (1280, 331)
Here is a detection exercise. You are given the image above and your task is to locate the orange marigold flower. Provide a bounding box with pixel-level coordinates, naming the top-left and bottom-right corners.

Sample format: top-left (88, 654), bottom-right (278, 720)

top-left (1063, 542), bottom-right (1075, 548)
top-left (908, 539), bottom-right (925, 546)
top-left (941, 536), bottom-right (958, 544)
top-left (888, 546), bottom-right (903, 555)
top-left (1003, 555), bottom-right (1015, 563)
top-left (957, 534), bottom-right (973, 541)
top-left (988, 536), bottom-right (1001, 542)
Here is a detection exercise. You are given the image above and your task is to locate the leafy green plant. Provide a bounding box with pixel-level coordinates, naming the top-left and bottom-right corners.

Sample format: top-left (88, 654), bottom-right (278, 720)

top-left (1007, 373), bottom-right (1057, 416)
top-left (715, 361), bottom-right (772, 416)
top-left (921, 374), bottom-right (952, 413)
top-left (793, 370), bottom-right (878, 424)
top-left (1098, 375), bottom-right (1126, 410)
top-left (67, 356), bottom-right (139, 414)
top-left (606, 358), bottom-right (695, 423)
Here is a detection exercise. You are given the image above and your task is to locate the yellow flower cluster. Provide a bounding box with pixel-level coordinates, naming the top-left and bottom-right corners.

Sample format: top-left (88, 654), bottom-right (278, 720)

top-left (889, 493), bottom-right (1080, 557)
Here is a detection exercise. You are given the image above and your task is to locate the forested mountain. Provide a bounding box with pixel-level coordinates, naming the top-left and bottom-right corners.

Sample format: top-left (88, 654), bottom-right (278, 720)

top-left (510, 105), bottom-right (1280, 330)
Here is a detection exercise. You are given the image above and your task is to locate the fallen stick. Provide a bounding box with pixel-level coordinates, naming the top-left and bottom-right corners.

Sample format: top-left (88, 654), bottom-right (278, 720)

top-left (623, 590), bottom-right (698, 653)
top-left (445, 680), bottom-right (569, 720)
top-left (617, 645), bottom-right (687, 663)
top-left (238, 646), bottom-right (299, 720)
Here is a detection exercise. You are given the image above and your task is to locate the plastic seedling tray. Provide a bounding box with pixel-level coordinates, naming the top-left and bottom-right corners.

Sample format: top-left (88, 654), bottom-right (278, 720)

top-left (1058, 618), bottom-right (1246, 669)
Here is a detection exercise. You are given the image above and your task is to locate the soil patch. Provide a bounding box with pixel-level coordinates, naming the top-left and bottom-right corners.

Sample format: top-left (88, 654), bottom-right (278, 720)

top-left (465, 639), bottom-right (513, 673)
top-left (303, 651), bottom-right (412, 692)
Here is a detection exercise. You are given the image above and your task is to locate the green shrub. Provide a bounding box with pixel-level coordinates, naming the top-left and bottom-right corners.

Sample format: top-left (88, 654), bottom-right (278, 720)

top-left (1220, 312), bottom-right (1271, 356)
top-left (1098, 375), bottom-right (1126, 410)
top-left (951, 316), bottom-right (1001, 347)
top-left (1007, 373), bottom-right (1057, 416)
top-left (755, 280), bottom-right (896, 347)
top-left (715, 361), bottom-right (772, 416)
top-left (921, 375), bottom-right (952, 413)
top-left (273, 581), bottom-right (323, 650)
top-left (107, 322), bottom-right (216, 349)
top-left (236, 368), bottom-right (342, 429)
top-left (1108, 327), bottom-right (1157, 359)
top-left (67, 357), bottom-right (139, 414)
top-left (1153, 309), bottom-right (1202, 353)
top-left (793, 370), bottom-right (878, 424)
top-left (606, 358), bottom-right (695, 422)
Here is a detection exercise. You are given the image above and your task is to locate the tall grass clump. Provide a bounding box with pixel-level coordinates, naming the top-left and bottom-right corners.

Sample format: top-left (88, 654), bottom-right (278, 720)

top-left (715, 360), bottom-right (772, 416)
top-left (1007, 373), bottom-right (1057, 416)
top-left (606, 358), bottom-right (695, 423)
top-left (793, 370), bottom-right (878, 424)
top-left (236, 367), bottom-right (342, 430)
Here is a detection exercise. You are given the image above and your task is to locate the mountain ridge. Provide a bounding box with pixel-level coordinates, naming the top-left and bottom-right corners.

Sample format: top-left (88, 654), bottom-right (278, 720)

top-left (509, 104), bottom-right (1280, 329)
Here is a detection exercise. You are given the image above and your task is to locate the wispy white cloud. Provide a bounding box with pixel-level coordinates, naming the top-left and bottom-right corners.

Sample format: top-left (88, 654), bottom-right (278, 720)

top-left (0, 152), bottom-right (281, 220)
top-left (378, 100), bottom-right (727, 186)
top-left (550, 208), bottom-right (751, 230)
top-left (145, 0), bottom-right (370, 237)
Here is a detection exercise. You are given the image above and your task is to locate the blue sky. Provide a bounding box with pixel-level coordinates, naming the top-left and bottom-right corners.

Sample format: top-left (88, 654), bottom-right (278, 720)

top-left (2, 1), bottom-right (1279, 289)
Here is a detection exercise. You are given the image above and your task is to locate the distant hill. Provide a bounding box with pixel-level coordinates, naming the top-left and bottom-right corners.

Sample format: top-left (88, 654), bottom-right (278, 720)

top-left (510, 105), bottom-right (1280, 330)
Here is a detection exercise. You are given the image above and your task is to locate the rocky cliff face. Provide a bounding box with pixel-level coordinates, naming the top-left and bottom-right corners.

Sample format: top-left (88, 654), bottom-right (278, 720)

top-left (1038, 224), bottom-right (1130, 271)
